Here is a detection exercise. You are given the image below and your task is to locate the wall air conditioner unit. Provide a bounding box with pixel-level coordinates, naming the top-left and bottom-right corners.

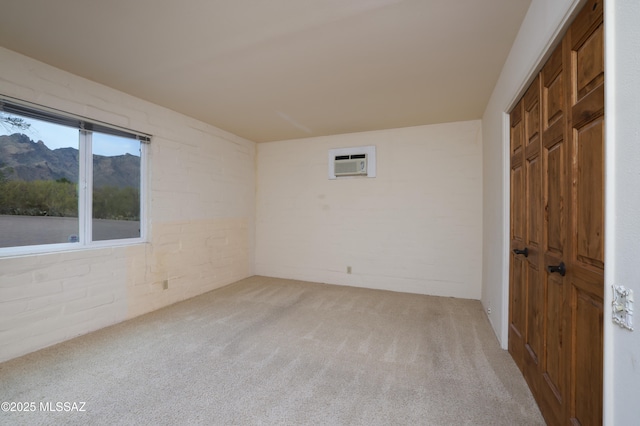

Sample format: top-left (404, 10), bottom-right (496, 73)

top-left (328, 146), bottom-right (375, 179)
top-left (334, 154), bottom-right (367, 176)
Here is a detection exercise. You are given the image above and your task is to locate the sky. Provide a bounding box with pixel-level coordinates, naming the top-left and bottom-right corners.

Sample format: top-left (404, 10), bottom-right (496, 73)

top-left (0, 115), bottom-right (140, 157)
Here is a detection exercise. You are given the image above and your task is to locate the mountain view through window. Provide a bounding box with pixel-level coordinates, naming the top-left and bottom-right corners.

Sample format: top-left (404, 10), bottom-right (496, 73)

top-left (0, 113), bottom-right (142, 249)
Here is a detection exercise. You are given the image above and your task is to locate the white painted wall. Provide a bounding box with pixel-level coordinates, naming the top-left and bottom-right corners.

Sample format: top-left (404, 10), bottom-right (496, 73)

top-left (0, 47), bottom-right (256, 362)
top-left (604, 1), bottom-right (640, 424)
top-left (256, 121), bottom-right (483, 299)
top-left (480, 0), bottom-right (581, 346)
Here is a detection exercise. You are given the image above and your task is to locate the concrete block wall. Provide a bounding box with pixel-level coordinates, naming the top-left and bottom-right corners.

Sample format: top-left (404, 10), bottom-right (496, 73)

top-left (255, 120), bottom-right (483, 299)
top-left (0, 47), bottom-right (256, 362)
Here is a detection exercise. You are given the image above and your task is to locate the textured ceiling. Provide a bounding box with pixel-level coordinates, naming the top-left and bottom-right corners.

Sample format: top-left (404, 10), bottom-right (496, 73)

top-left (0, 0), bottom-right (531, 142)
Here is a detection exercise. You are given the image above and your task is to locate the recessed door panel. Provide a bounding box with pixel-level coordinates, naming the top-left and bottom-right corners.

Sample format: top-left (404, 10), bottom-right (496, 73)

top-left (572, 282), bottom-right (604, 426)
top-left (575, 118), bottom-right (604, 269)
top-left (544, 274), bottom-right (564, 399)
top-left (545, 137), bottom-right (565, 256)
top-left (575, 25), bottom-right (604, 102)
top-left (525, 265), bottom-right (542, 363)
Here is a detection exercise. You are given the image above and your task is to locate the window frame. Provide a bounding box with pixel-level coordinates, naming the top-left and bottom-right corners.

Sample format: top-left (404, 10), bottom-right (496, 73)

top-left (0, 96), bottom-right (150, 257)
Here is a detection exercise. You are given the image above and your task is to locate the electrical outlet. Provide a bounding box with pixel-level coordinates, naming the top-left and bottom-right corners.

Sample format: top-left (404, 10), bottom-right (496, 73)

top-left (487, 307), bottom-right (491, 315)
top-left (162, 279), bottom-right (169, 290)
top-left (347, 266), bottom-right (352, 274)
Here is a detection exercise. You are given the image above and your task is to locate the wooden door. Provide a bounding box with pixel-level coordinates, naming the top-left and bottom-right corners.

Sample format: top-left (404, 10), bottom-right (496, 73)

top-left (566, 0), bottom-right (604, 423)
top-left (509, 82), bottom-right (543, 375)
top-left (508, 1), bottom-right (604, 424)
top-left (509, 98), bottom-right (526, 370)
top-left (529, 42), bottom-right (567, 426)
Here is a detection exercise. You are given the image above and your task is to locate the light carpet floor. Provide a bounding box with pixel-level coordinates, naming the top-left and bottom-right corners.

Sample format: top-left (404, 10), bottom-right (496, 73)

top-left (0, 276), bottom-right (544, 425)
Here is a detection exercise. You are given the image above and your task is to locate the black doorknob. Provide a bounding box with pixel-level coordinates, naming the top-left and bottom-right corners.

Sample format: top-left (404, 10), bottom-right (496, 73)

top-left (547, 262), bottom-right (566, 276)
top-left (513, 247), bottom-right (529, 257)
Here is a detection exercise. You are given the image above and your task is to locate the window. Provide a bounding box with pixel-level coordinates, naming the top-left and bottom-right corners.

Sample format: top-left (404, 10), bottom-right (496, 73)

top-left (0, 96), bottom-right (149, 254)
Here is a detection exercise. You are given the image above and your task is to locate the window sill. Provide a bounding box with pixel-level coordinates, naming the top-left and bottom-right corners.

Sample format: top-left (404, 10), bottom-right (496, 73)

top-left (0, 239), bottom-right (148, 259)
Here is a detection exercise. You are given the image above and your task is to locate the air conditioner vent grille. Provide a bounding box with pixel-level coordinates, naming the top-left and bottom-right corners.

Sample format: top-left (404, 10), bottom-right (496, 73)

top-left (334, 153), bottom-right (367, 176)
